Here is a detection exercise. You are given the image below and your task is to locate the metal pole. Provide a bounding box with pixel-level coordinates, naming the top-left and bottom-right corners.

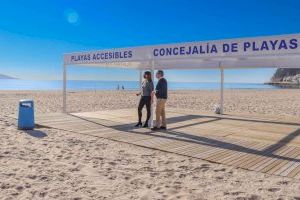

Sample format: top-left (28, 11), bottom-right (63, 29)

top-left (150, 61), bottom-right (155, 128)
top-left (220, 65), bottom-right (224, 115)
top-left (63, 64), bottom-right (67, 113)
top-left (139, 69), bottom-right (143, 87)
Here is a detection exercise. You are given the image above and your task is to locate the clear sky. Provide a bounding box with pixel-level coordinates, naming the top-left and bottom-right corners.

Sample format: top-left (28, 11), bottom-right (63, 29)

top-left (1, 0), bottom-right (300, 82)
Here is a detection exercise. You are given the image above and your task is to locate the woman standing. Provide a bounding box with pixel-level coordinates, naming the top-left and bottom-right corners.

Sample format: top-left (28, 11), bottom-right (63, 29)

top-left (135, 71), bottom-right (154, 128)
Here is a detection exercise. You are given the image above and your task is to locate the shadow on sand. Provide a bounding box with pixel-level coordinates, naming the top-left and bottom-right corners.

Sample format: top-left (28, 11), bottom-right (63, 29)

top-left (26, 130), bottom-right (47, 138)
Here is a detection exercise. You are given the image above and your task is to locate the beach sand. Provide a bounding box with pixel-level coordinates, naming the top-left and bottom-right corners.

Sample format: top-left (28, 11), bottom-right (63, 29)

top-left (0, 89), bottom-right (299, 199)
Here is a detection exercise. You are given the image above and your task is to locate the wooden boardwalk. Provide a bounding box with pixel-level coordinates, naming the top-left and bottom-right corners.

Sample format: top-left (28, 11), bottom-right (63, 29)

top-left (35, 108), bottom-right (300, 179)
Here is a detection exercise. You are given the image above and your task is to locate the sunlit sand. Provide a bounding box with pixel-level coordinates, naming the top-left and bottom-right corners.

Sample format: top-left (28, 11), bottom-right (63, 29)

top-left (0, 89), bottom-right (299, 199)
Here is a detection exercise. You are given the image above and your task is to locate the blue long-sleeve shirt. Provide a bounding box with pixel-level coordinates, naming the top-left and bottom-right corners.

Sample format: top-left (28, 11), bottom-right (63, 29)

top-left (155, 78), bottom-right (168, 99)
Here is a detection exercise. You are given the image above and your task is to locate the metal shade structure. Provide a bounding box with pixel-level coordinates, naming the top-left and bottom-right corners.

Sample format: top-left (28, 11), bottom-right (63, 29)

top-left (63, 34), bottom-right (300, 118)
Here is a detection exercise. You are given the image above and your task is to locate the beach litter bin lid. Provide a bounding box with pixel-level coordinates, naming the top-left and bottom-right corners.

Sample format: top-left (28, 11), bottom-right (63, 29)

top-left (18, 99), bottom-right (35, 130)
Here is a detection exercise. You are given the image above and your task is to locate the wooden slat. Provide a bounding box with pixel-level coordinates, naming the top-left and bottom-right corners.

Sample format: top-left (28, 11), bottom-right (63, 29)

top-left (262, 148), bottom-right (300, 174)
top-left (34, 108), bottom-right (300, 179)
top-left (217, 142), bottom-right (262, 165)
top-left (248, 146), bottom-right (294, 172)
top-left (274, 151), bottom-right (300, 176)
top-left (231, 143), bottom-right (271, 168)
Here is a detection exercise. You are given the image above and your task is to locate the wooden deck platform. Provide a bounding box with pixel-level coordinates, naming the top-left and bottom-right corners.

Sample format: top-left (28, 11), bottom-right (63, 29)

top-left (35, 108), bottom-right (300, 179)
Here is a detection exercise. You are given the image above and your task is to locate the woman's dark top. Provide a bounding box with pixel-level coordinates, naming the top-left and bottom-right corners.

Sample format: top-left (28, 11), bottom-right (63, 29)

top-left (141, 80), bottom-right (154, 97)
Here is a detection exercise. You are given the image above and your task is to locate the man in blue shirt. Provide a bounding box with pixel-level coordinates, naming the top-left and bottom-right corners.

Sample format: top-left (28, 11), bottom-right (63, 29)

top-left (151, 70), bottom-right (168, 131)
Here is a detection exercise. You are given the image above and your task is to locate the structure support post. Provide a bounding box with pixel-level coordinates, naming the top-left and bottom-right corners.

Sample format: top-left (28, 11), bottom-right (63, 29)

top-left (220, 65), bottom-right (224, 115)
top-left (150, 61), bottom-right (155, 128)
top-left (139, 69), bottom-right (143, 87)
top-left (63, 64), bottom-right (67, 113)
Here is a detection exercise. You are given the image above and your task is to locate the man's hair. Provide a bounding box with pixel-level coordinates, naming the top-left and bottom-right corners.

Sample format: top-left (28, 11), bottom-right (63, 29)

top-left (157, 70), bottom-right (164, 76)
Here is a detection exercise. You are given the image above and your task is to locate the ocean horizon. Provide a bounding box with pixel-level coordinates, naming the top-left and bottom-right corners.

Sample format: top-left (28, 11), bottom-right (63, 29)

top-left (0, 79), bottom-right (281, 91)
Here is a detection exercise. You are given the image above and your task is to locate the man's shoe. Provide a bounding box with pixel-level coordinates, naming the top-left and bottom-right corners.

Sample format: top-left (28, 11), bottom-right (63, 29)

top-left (134, 122), bottom-right (142, 127)
top-left (143, 122), bottom-right (148, 128)
top-left (160, 126), bottom-right (167, 130)
top-left (151, 127), bottom-right (159, 131)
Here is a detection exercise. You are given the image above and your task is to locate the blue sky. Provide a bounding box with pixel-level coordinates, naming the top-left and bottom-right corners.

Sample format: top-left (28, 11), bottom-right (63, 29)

top-left (0, 0), bottom-right (300, 82)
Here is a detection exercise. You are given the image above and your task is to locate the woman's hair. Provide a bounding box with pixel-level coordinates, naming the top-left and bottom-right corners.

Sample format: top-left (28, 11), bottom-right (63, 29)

top-left (144, 71), bottom-right (152, 82)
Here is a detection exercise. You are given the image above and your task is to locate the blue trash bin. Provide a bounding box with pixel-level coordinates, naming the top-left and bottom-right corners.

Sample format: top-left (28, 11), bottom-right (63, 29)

top-left (18, 99), bottom-right (35, 130)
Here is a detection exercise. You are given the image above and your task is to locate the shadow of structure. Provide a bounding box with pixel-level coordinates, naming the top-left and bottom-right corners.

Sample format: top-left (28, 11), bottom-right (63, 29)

top-left (26, 130), bottom-right (47, 138)
top-left (69, 113), bottom-right (300, 162)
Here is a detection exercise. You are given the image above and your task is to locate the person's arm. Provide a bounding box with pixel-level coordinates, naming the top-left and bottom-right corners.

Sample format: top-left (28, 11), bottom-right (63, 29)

top-left (150, 81), bottom-right (155, 103)
top-left (153, 80), bottom-right (161, 95)
top-left (136, 80), bottom-right (144, 96)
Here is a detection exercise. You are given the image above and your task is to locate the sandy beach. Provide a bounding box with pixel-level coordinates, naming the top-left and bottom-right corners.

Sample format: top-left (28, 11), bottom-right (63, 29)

top-left (0, 89), bottom-right (300, 200)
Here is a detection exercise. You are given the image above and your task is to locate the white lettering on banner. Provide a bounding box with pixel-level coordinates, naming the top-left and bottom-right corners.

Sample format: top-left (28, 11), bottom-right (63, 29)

top-left (64, 34), bottom-right (300, 65)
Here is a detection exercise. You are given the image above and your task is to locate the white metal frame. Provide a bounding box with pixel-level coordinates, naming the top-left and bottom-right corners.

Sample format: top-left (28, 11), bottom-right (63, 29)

top-left (62, 34), bottom-right (300, 124)
top-left (62, 61), bottom-right (231, 116)
top-left (63, 64), bottom-right (67, 113)
top-left (62, 61), bottom-right (226, 126)
top-left (219, 63), bottom-right (224, 115)
top-left (62, 60), bottom-right (165, 127)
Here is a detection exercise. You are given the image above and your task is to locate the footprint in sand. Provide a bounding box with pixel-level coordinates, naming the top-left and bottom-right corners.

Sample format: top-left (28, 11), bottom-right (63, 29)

top-left (139, 166), bottom-right (153, 171)
top-left (150, 172), bottom-right (159, 177)
top-left (178, 165), bottom-right (188, 170)
top-left (69, 167), bottom-right (80, 172)
top-left (11, 192), bottom-right (19, 197)
top-left (26, 174), bottom-right (37, 180)
top-left (108, 175), bottom-right (117, 180)
top-left (215, 176), bottom-right (224, 180)
top-left (277, 181), bottom-right (289, 185)
top-left (236, 198), bottom-right (247, 200)
top-left (248, 195), bottom-right (261, 200)
top-left (214, 168), bottom-right (226, 172)
top-left (179, 174), bottom-right (186, 178)
top-left (72, 198), bottom-right (82, 200)
top-left (1, 183), bottom-right (11, 189)
top-left (130, 178), bottom-right (145, 186)
top-left (38, 191), bottom-right (47, 198)
top-left (24, 183), bottom-right (31, 189)
top-left (64, 156), bottom-right (71, 160)
top-left (194, 164), bottom-right (210, 172)
top-left (224, 191), bottom-right (244, 196)
top-left (172, 185), bottom-right (182, 190)
top-left (124, 176), bottom-right (131, 180)
top-left (15, 186), bottom-right (24, 191)
top-left (39, 176), bottom-right (49, 181)
top-left (267, 188), bottom-right (281, 192)
top-left (108, 161), bottom-right (117, 166)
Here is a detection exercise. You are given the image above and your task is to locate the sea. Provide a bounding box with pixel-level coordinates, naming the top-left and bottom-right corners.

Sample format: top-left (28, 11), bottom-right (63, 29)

top-left (0, 79), bottom-right (280, 91)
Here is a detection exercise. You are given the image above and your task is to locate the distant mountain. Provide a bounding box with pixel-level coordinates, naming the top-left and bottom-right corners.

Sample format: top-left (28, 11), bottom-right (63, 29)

top-left (267, 68), bottom-right (300, 88)
top-left (0, 74), bottom-right (17, 79)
